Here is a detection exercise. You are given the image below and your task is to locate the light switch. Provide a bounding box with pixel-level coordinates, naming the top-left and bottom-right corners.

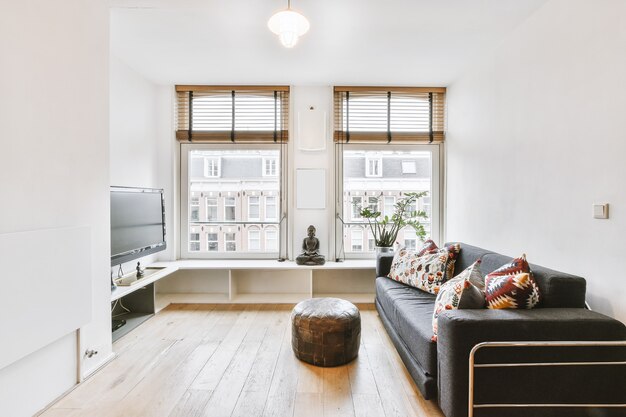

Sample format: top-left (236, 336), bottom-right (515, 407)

top-left (593, 203), bottom-right (609, 219)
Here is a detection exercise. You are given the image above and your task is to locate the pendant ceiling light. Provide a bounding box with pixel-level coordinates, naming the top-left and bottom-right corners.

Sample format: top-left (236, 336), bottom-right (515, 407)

top-left (267, 0), bottom-right (310, 48)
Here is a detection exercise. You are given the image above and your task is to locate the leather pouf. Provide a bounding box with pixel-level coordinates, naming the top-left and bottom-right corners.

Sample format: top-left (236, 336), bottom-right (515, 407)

top-left (291, 297), bottom-right (361, 367)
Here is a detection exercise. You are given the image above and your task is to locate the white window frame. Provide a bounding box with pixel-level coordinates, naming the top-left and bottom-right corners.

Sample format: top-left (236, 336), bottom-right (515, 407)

top-left (265, 196), bottom-right (278, 221)
top-left (403, 228), bottom-right (418, 250)
top-left (224, 196), bottom-right (236, 222)
top-left (189, 232), bottom-right (200, 252)
top-left (367, 230), bottom-right (375, 252)
top-left (401, 160), bottom-right (417, 174)
top-left (248, 228), bottom-right (261, 251)
top-left (204, 157), bottom-right (221, 177)
top-left (337, 143), bottom-right (441, 260)
top-left (206, 196), bottom-right (218, 221)
top-left (265, 228), bottom-right (278, 251)
top-left (351, 196), bottom-right (363, 221)
top-left (248, 195), bottom-right (260, 221)
top-left (181, 143), bottom-right (284, 260)
top-left (383, 196), bottom-right (396, 219)
top-left (207, 232), bottom-right (218, 252)
top-left (262, 157), bottom-right (278, 177)
top-left (190, 196), bottom-right (200, 222)
top-left (351, 228), bottom-right (364, 252)
top-left (365, 156), bottom-right (383, 177)
top-left (224, 232), bottom-right (237, 252)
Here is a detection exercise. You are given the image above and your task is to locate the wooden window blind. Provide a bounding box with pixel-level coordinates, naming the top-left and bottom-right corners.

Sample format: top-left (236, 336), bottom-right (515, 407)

top-left (176, 86), bottom-right (290, 143)
top-left (333, 86), bottom-right (446, 143)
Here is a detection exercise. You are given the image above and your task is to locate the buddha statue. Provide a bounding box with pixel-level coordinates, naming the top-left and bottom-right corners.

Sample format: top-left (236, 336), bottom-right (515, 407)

top-left (296, 225), bottom-right (326, 265)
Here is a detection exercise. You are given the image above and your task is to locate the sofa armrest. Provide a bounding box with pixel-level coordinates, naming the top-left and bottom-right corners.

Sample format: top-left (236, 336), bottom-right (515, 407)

top-left (437, 308), bottom-right (626, 417)
top-left (376, 253), bottom-right (394, 277)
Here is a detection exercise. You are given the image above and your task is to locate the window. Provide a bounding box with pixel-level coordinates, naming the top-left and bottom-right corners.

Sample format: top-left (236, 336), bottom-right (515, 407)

top-left (366, 156), bottom-right (382, 177)
top-left (204, 158), bottom-right (220, 177)
top-left (224, 196), bottom-right (236, 221)
top-left (206, 197), bottom-right (218, 221)
top-left (248, 229), bottom-right (260, 251)
top-left (265, 228), bottom-right (278, 251)
top-left (176, 86), bottom-right (289, 142)
top-left (224, 232), bottom-right (236, 251)
top-left (190, 233), bottom-right (200, 252)
top-left (423, 196), bottom-right (432, 219)
top-left (351, 196), bottom-right (363, 220)
top-left (248, 196), bottom-right (260, 221)
top-left (368, 230), bottom-right (375, 252)
top-left (368, 196), bottom-right (378, 212)
top-left (404, 229), bottom-right (417, 250)
top-left (183, 147), bottom-right (282, 258)
top-left (207, 233), bottom-right (218, 251)
top-left (263, 157), bottom-right (278, 177)
top-left (177, 87), bottom-right (289, 258)
top-left (339, 146), bottom-right (439, 258)
top-left (406, 199), bottom-right (417, 217)
top-left (351, 229), bottom-right (363, 252)
top-left (265, 196), bottom-right (277, 221)
top-left (190, 196), bottom-right (200, 222)
top-left (384, 196), bottom-right (395, 219)
top-left (402, 160), bottom-right (417, 174)
top-left (333, 87), bottom-right (446, 143)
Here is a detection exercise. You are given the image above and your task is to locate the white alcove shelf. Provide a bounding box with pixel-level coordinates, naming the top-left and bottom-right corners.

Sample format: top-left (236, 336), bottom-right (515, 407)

top-left (151, 260), bottom-right (376, 308)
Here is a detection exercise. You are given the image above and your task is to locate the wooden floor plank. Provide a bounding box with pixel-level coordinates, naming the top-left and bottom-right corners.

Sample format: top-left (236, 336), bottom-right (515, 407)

top-left (294, 392), bottom-right (324, 417)
top-left (323, 366), bottom-right (355, 417)
top-left (198, 341), bottom-right (262, 417)
top-left (40, 303), bottom-right (444, 417)
top-left (168, 389), bottom-right (212, 417)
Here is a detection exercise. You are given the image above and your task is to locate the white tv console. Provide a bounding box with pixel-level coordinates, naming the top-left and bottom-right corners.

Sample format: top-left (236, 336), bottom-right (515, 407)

top-left (110, 259), bottom-right (376, 341)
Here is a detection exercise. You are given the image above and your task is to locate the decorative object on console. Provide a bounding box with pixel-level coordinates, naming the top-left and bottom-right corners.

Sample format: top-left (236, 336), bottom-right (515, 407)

top-left (267, 0), bottom-right (310, 48)
top-left (296, 225), bottom-right (326, 265)
top-left (356, 191), bottom-right (429, 252)
top-left (485, 254), bottom-right (541, 309)
top-left (387, 242), bottom-right (461, 295)
top-left (431, 259), bottom-right (485, 341)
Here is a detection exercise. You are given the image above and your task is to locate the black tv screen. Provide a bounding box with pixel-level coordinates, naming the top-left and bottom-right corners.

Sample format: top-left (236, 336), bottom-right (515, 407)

top-left (110, 187), bottom-right (166, 266)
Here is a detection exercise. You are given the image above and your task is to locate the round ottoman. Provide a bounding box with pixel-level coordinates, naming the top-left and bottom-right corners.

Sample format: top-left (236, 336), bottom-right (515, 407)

top-left (291, 297), bottom-right (361, 367)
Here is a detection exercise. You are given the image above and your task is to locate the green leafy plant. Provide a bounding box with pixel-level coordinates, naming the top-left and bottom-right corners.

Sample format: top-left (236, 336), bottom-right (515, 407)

top-left (355, 191), bottom-right (429, 248)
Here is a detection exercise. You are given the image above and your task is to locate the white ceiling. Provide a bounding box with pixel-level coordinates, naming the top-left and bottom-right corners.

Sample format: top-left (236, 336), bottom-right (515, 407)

top-left (110, 0), bottom-right (548, 86)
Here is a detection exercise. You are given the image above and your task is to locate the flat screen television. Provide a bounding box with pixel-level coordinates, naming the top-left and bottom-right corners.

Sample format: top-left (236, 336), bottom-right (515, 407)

top-left (110, 186), bottom-right (166, 266)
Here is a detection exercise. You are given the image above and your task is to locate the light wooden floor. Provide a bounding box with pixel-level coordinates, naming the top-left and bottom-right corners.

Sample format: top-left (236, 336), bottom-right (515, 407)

top-left (42, 304), bottom-right (444, 417)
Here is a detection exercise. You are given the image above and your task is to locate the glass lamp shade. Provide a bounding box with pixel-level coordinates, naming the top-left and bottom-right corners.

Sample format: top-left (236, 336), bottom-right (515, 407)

top-left (268, 9), bottom-right (310, 48)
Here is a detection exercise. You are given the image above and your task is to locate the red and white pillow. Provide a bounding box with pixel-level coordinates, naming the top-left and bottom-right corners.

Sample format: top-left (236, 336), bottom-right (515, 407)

top-left (387, 241), bottom-right (461, 295)
top-left (485, 254), bottom-right (541, 309)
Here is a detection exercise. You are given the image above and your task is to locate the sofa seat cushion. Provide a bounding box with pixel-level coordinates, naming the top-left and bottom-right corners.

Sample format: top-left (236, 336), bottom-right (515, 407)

top-left (375, 277), bottom-right (438, 376)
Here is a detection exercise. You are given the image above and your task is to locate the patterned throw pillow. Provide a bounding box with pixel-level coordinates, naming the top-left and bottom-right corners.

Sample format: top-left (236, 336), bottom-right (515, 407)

top-left (387, 243), bottom-right (461, 295)
top-left (432, 260), bottom-right (486, 341)
top-left (416, 239), bottom-right (439, 257)
top-left (485, 254), bottom-right (541, 309)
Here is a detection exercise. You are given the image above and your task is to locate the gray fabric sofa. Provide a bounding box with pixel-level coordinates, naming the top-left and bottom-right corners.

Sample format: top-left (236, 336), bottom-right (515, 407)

top-left (375, 243), bottom-right (626, 417)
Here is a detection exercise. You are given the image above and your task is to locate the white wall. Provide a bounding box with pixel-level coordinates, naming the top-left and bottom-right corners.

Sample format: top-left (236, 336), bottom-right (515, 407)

top-left (0, 1), bottom-right (110, 416)
top-left (290, 86), bottom-right (336, 260)
top-left (109, 55), bottom-right (175, 269)
top-left (446, 0), bottom-right (626, 322)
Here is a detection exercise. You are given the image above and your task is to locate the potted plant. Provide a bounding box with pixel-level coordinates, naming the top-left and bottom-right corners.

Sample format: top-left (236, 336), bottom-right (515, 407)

top-left (355, 191), bottom-right (429, 253)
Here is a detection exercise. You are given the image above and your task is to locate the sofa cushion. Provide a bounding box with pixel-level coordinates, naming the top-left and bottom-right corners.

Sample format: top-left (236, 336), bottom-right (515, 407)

top-left (481, 252), bottom-right (586, 308)
top-left (388, 244), bottom-right (461, 295)
top-left (485, 254), bottom-right (541, 309)
top-left (432, 260), bottom-right (485, 340)
top-left (416, 239), bottom-right (439, 257)
top-left (375, 277), bottom-right (438, 376)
